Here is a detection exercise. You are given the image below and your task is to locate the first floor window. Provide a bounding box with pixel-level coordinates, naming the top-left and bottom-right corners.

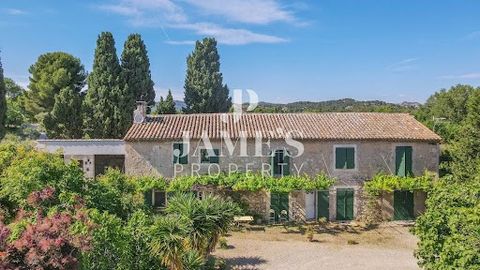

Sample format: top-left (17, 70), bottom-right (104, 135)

top-left (200, 149), bottom-right (219, 163)
top-left (271, 150), bottom-right (290, 176)
top-left (173, 143), bottom-right (188, 164)
top-left (335, 147), bottom-right (355, 169)
top-left (395, 146), bottom-right (413, 177)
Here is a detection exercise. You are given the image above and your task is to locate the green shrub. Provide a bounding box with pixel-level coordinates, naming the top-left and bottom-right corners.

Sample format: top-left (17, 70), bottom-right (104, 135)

top-left (414, 177), bottom-right (480, 269)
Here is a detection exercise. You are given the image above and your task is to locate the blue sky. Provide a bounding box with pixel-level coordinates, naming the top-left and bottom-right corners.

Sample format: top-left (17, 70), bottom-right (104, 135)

top-left (1, 0), bottom-right (480, 103)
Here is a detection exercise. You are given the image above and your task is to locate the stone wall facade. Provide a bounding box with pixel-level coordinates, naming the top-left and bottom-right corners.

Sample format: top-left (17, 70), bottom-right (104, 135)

top-left (125, 139), bottom-right (439, 221)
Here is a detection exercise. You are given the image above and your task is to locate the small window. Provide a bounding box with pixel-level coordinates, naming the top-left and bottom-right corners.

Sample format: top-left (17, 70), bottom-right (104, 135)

top-left (153, 190), bottom-right (166, 208)
top-left (271, 150), bottom-right (290, 176)
top-left (335, 147), bottom-right (355, 169)
top-left (173, 143), bottom-right (188, 164)
top-left (395, 146), bottom-right (413, 177)
top-left (200, 149), bottom-right (219, 163)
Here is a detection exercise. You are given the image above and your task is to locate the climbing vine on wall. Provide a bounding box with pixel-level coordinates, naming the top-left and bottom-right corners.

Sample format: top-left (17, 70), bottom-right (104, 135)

top-left (363, 172), bottom-right (436, 196)
top-left (135, 173), bottom-right (335, 193)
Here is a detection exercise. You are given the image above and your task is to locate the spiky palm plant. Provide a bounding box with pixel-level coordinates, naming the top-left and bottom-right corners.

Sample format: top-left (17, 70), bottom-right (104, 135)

top-left (149, 215), bottom-right (189, 270)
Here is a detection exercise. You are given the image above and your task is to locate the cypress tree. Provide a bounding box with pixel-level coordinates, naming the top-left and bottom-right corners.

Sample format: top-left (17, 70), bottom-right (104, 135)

top-left (183, 37), bottom-right (231, 113)
top-left (43, 87), bottom-right (83, 139)
top-left (155, 90), bottom-right (176, 114)
top-left (84, 32), bottom-right (130, 138)
top-left (0, 55), bottom-right (6, 139)
top-left (121, 34), bottom-right (155, 112)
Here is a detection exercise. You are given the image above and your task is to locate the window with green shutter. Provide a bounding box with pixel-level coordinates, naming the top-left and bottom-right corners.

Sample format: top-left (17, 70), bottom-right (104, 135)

top-left (173, 143), bottom-right (188, 164)
top-left (271, 150), bottom-right (290, 176)
top-left (395, 146), bottom-right (413, 177)
top-left (335, 147), bottom-right (355, 169)
top-left (200, 149), bottom-right (219, 164)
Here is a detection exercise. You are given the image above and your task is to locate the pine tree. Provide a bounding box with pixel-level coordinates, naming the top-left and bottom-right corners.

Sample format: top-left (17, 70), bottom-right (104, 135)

top-left (121, 33), bottom-right (155, 112)
top-left (183, 38), bottom-right (231, 113)
top-left (43, 87), bottom-right (83, 139)
top-left (451, 88), bottom-right (480, 179)
top-left (24, 52), bottom-right (86, 122)
top-left (83, 32), bottom-right (130, 138)
top-left (0, 55), bottom-right (6, 139)
top-left (155, 90), bottom-right (176, 114)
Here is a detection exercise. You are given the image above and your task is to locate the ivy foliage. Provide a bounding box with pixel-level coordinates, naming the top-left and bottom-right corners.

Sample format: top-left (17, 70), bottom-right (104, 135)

top-left (137, 173), bottom-right (335, 193)
top-left (364, 172), bottom-right (436, 196)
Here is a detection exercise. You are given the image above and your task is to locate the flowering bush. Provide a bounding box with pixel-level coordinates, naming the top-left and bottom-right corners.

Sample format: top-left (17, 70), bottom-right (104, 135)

top-left (0, 188), bottom-right (92, 270)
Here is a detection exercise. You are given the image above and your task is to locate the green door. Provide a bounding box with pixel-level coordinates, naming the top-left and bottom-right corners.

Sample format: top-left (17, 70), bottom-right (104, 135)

top-left (317, 190), bottom-right (330, 220)
top-left (336, 188), bottom-right (354, 220)
top-left (270, 192), bottom-right (289, 222)
top-left (393, 190), bottom-right (414, 220)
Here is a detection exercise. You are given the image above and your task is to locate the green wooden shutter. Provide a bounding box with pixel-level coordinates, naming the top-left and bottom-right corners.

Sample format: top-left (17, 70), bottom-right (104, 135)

top-left (283, 152), bottom-right (290, 176)
top-left (336, 189), bottom-right (346, 220)
top-left (173, 143), bottom-right (180, 164)
top-left (273, 151), bottom-right (281, 176)
top-left (336, 148), bottom-right (346, 169)
top-left (179, 143), bottom-right (188, 164)
top-left (336, 188), bottom-right (354, 220)
top-left (317, 190), bottom-right (329, 220)
top-left (209, 149), bottom-right (220, 163)
top-left (345, 189), bottom-right (354, 220)
top-left (144, 190), bottom-right (153, 207)
top-left (394, 190), bottom-right (414, 220)
top-left (395, 147), bottom-right (406, 177)
top-left (346, 148), bottom-right (355, 169)
top-left (270, 192), bottom-right (289, 222)
top-left (405, 146), bottom-right (413, 176)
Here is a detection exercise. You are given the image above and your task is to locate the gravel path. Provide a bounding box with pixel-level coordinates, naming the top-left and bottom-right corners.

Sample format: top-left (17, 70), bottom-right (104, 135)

top-left (213, 224), bottom-right (420, 270)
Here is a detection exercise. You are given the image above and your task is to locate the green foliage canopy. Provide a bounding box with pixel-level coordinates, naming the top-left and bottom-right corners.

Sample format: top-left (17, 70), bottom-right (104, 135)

top-left (25, 52), bottom-right (86, 122)
top-left (183, 38), bottom-right (231, 113)
top-left (83, 32), bottom-right (130, 138)
top-left (414, 177), bottom-right (480, 269)
top-left (121, 33), bottom-right (155, 110)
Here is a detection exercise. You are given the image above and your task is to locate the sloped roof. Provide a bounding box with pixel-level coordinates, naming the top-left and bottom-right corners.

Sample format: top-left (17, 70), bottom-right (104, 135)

top-left (124, 112), bottom-right (441, 142)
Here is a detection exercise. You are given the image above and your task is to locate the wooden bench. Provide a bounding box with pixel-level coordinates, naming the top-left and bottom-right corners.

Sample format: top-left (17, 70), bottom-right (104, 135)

top-left (233, 216), bottom-right (254, 227)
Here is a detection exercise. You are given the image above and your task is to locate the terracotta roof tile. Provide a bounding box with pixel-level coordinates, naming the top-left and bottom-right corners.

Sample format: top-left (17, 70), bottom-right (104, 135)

top-left (124, 113), bottom-right (442, 142)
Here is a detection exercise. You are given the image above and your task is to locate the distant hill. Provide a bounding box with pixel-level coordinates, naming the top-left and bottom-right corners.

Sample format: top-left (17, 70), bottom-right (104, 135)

top-left (250, 98), bottom-right (419, 113)
top-left (174, 100), bottom-right (186, 110)
top-left (154, 98), bottom-right (420, 114)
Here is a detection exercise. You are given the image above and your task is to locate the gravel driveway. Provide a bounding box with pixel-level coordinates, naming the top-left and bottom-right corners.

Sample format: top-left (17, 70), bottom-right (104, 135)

top-left (213, 223), bottom-right (420, 270)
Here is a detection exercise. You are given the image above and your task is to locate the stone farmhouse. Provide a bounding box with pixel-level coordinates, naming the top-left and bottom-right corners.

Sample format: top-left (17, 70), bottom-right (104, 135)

top-left (37, 102), bottom-right (441, 222)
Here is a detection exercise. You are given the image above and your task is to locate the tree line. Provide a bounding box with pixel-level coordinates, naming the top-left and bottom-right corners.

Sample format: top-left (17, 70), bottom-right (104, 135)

top-left (0, 34), bottom-right (231, 139)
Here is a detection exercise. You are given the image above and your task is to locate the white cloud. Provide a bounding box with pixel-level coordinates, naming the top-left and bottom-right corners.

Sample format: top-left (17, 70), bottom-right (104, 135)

top-left (95, 0), bottom-right (294, 45)
top-left (183, 0), bottom-right (294, 24)
top-left (387, 58), bottom-right (419, 72)
top-left (165, 40), bottom-right (196, 45)
top-left (3, 8), bottom-right (27, 15)
top-left (172, 23), bottom-right (288, 45)
top-left (439, 72), bottom-right (480, 80)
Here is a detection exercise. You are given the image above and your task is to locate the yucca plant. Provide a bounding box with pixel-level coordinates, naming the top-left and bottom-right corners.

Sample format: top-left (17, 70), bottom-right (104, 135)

top-left (165, 193), bottom-right (241, 256)
top-left (149, 215), bottom-right (189, 270)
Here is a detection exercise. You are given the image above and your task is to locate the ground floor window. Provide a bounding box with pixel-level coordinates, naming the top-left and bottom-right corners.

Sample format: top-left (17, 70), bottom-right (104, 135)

top-left (94, 155), bottom-right (125, 176)
top-left (336, 188), bottom-right (354, 220)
